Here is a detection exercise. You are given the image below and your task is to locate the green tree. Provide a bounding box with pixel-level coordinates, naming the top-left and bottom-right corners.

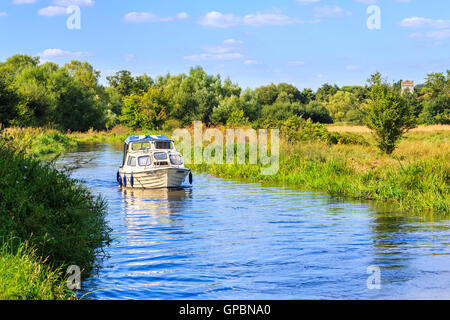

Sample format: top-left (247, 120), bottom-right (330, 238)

top-left (366, 74), bottom-right (416, 154)
top-left (0, 70), bottom-right (18, 127)
top-left (64, 60), bottom-right (100, 90)
top-left (326, 91), bottom-right (364, 124)
top-left (419, 71), bottom-right (449, 124)
top-left (107, 70), bottom-right (137, 97)
top-left (120, 87), bottom-right (170, 130)
top-left (316, 83), bottom-right (339, 102)
top-left (257, 84), bottom-right (278, 105)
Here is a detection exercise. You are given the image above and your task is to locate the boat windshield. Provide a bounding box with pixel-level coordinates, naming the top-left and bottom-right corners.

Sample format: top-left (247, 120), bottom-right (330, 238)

top-left (155, 141), bottom-right (172, 150)
top-left (131, 142), bottom-right (150, 151)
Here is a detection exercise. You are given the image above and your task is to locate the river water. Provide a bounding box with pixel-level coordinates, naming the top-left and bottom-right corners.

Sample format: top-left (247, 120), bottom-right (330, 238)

top-left (56, 143), bottom-right (450, 300)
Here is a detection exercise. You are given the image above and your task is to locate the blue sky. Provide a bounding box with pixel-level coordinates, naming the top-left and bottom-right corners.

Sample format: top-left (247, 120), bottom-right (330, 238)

top-left (0, 0), bottom-right (449, 89)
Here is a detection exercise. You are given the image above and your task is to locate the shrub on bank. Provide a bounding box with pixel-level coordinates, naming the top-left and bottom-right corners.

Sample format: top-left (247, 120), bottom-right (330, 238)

top-left (0, 132), bottom-right (111, 272)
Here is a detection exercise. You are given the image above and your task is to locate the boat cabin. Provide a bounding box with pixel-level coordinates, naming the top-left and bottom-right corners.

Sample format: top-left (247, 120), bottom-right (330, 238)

top-left (121, 135), bottom-right (183, 169)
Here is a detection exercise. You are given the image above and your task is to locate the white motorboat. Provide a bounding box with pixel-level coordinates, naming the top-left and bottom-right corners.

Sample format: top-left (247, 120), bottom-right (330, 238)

top-left (117, 135), bottom-right (192, 189)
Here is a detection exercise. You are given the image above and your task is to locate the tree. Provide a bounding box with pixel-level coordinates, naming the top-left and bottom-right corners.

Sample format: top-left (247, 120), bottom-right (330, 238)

top-left (0, 70), bottom-right (18, 127)
top-left (120, 87), bottom-right (169, 130)
top-left (316, 83), bottom-right (339, 102)
top-left (64, 60), bottom-right (100, 90)
top-left (366, 74), bottom-right (416, 154)
top-left (326, 91), bottom-right (364, 124)
top-left (419, 71), bottom-right (449, 124)
top-left (211, 95), bottom-right (241, 125)
top-left (135, 74), bottom-right (154, 92)
top-left (106, 70), bottom-right (137, 97)
top-left (302, 101), bottom-right (333, 123)
top-left (257, 84), bottom-right (278, 106)
top-left (4, 54), bottom-right (40, 75)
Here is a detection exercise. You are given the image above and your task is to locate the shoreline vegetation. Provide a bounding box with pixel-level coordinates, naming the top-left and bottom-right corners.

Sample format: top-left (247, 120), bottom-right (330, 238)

top-left (0, 130), bottom-right (111, 300)
top-left (6, 124), bottom-right (449, 215)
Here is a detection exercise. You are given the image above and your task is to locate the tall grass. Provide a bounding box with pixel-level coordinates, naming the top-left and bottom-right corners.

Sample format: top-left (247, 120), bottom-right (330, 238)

top-left (0, 131), bottom-right (111, 299)
top-left (4, 127), bottom-right (78, 157)
top-left (189, 127), bottom-right (449, 214)
top-left (0, 240), bottom-right (72, 300)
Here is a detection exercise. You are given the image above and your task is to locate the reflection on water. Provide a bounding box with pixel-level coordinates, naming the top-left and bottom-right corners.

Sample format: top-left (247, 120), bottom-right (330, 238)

top-left (57, 143), bottom-right (450, 300)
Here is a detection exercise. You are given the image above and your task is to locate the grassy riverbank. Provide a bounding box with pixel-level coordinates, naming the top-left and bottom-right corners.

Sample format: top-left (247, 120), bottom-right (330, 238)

top-left (3, 127), bottom-right (78, 158)
top-left (64, 123), bottom-right (449, 214)
top-left (0, 130), bottom-right (111, 299)
top-left (188, 125), bottom-right (449, 214)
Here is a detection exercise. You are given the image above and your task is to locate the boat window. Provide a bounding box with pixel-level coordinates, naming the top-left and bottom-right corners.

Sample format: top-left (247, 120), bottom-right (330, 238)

top-left (131, 142), bottom-right (150, 151)
top-left (155, 141), bottom-right (172, 150)
top-left (127, 156), bottom-right (136, 166)
top-left (170, 154), bottom-right (183, 165)
top-left (154, 152), bottom-right (168, 160)
top-left (138, 156), bottom-right (151, 166)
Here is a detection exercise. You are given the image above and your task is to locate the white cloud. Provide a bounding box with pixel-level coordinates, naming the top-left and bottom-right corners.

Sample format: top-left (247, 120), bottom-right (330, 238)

top-left (198, 10), bottom-right (312, 28)
top-left (243, 12), bottom-right (302, 26)
top-left (176, 12), bottom-right (189, 20)
top-left (186, 38), bottom-right (247, 61)
top-left (199, 11), bottom-right (240, 28)
top-left (38, 6), bottom-right (68, 16)
top-left (0, 12), bottom-right (7, 17)
top-left (244, 59), bottom-right (259, 65)
top-left (202, 45), bottom-right (235, 54)
top-left (12, 0), bottom-right (38, 4)
top-left (184, 52), bottom-right (244, 61)
top-left (38, 48), bottom-right (91, 60)
top-left (400, 17), bottom-right (450, 29)
top-left (314, 5), bottom-right (352, 18)
top-left (124, 12), bottom-right (188, 23)
top-left (222, 39), bottom-right (244, 45)
top-left (354, 0), bottom-right (377, 4)
top-left (52, 0), bottom-right (95, 7)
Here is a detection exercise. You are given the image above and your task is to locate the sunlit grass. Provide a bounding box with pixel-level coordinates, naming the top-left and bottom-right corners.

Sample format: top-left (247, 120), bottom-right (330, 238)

top-left (0, 240), bottom-right (74, 300)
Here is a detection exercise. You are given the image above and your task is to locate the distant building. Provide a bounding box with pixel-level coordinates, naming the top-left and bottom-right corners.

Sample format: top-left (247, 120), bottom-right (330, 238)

top-left (401, 80), bottom-right (415, 94)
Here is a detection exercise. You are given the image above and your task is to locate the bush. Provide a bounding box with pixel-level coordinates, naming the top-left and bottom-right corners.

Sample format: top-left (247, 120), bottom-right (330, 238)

top-left (0, 133), bottom-right (111, 271)
top-left (366, 75), bottom-right (416, 154)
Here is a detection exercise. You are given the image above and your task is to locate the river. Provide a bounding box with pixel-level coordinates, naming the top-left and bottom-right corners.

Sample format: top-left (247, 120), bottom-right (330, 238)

top-left (56, 143), bottom-right (450, 300)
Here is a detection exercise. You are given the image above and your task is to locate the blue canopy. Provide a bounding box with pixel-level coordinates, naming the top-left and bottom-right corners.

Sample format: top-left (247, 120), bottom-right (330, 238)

top-left (125, 135), bottom-right (172, 144)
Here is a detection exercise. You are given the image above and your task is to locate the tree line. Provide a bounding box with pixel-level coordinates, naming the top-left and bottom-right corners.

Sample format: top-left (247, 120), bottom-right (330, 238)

top-left (0, 54), bottom-right (448, 133)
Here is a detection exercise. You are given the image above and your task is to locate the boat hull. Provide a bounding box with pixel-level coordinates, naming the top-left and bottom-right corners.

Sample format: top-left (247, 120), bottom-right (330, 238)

top-left (119, 168), bottom-right (190, 189)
